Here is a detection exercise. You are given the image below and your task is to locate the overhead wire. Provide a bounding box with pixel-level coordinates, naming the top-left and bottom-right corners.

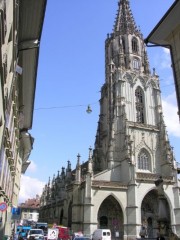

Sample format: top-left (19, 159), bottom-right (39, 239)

top-left (34, 82), bottom-right (175, 111)
top-left (34, 101), bottom-right (99, 111)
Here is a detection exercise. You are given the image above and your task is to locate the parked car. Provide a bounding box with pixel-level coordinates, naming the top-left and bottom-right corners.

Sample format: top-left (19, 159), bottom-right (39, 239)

top-left (72, 231), bottom-right (83, 239)
top-left (17, 226), bottom-right (31, 239)
top-left (27, 229), bottom-right (44, 240)
top-left (92, 229), bottom-right (111, 240)
top-left (73, 237), bottom-right (91, 240)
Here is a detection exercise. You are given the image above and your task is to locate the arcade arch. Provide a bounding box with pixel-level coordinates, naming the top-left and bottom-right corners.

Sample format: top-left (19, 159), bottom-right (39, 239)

top-left (97, 195), bottom-right (124, 239)
top-left (141, 189), bottom-right (170, 238)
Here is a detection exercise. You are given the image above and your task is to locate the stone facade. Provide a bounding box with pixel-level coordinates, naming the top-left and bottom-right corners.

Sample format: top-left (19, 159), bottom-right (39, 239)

top-left (0, 0), bottom-right (46, 238)
top-left (39, 1), bottom-right (180, 239)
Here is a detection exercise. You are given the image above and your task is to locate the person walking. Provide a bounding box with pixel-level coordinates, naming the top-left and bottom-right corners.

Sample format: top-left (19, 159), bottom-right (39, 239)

top-left (139, 226), bottom-right (147, 238)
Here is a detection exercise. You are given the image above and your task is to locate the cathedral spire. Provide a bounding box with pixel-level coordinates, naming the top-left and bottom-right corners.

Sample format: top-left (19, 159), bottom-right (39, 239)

top-left (87, 146), bottom-right (93, 174)
top-left (75, 153), bottom-right (81, 183)
top-left (113, 0), bottom-right (141, 37)
top-left (105, 0), bottom-right (150, 73)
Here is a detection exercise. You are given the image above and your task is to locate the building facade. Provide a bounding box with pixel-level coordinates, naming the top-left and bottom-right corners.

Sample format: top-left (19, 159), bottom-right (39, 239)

top-left (0, 0), bottom-right (46, 238)
top-left (145, 0), bottom-right (180, 121)
top-left (39, 1), bottom-right (180, 239)
top-left (19, 195), bottom-right (40, 224)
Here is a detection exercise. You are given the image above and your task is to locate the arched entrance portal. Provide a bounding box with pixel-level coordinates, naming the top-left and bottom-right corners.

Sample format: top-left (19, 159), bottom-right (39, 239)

top-left (141, 189), bottom-right (170, 238)
top-left (98, 195), bottom-right (124, 240)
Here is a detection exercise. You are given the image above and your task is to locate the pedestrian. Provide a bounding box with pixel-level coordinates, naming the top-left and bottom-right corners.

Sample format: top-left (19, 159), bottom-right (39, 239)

top-left (157, 233), bottom-right (165, 240)
top-left (139, 225), bottom-right (147, 238)
top-left (169, 232), bottom-right (179, 240)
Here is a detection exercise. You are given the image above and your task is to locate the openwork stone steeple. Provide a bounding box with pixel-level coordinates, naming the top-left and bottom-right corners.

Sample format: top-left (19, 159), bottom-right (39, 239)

top-left (113, 0), bottom-right (141, 37)
top-left (105, 0), bottom-right (150, 75)
top-left (93, 0), bottom-right (174, 177)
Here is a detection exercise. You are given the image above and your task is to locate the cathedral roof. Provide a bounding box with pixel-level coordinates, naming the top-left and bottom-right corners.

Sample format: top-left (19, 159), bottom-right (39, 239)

top-left (113, 0), bottom-right (141, 37)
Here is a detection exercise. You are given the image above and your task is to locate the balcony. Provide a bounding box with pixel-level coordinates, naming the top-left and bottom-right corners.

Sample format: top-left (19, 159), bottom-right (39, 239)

top-left (5, 127), bottom-right (10, 139)
top-left (5, 148), bottom-right (13, 158)
top-left (10, 165), bottom-right (15, 172)
top-left (13, 116), bottom-right (18, 128)
top-left (12, 103), bottom-right (18, 117)
top-left (4, 139), bottom-right (11, 149)
top-left (8, 157), bottom-right (14, 166)
top-left (11, 172), bottom-right (16, 177)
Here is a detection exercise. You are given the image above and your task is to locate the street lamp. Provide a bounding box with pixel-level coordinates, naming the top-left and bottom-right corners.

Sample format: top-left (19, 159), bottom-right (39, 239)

top-left (86, 105), bottom-right (92, 113)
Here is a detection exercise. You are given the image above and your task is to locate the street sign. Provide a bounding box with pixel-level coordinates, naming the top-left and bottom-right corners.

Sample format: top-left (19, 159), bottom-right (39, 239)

top-left (0, 202), bottom-right (8, 212)
top-left (48, 228), bottom-right (58, 240)
top-left (11, 207), bottom-right (21, 220)
top-left (12, 207), bottom-right (20, 215)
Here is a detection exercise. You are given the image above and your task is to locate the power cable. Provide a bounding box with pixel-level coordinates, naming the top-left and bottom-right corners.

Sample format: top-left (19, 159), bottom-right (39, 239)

top-left (34, 101), bottom-right (98, 111)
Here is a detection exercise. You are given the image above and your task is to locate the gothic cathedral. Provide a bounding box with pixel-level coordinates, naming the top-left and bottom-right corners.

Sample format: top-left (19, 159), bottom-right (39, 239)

top-left (39, 1), bottom-right (180, 239)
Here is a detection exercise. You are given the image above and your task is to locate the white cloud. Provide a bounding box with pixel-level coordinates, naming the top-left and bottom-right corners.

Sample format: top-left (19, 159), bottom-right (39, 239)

top-left (27, 160), bottom-right (37, 172)
top-left (163, 48), bottom-right (170, 54)
top-left (162, 93), bottom-right (180, 137)
top-left (18, 175), bottom-right (46, 204)
top-left (160, 48), bottom-right (171, 70)
top-left (152, 48), bottom-right (171, 74)
top-left (163, 92), bottom-right (177, 106)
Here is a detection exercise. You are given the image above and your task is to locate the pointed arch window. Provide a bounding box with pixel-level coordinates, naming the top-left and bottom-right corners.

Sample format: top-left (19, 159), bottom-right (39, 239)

top-left (132, 37), bottom-right (138, 53)
top-left (138, 149), bottom-right (150, 171)
top-left (135, 87), bottom-right (144, 123)
top-left (133, 58), bottom-right (140, 70)
top-left (122, 37), bottom-right (126, 53)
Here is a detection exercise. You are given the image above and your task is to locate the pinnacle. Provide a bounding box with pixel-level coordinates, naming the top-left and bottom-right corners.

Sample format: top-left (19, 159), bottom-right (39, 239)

top-left (113, 0), bottom-right (142, 37)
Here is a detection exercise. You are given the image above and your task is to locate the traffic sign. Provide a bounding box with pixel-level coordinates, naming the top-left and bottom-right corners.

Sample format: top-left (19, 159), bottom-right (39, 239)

top-left (48, 228), bottom-right (58, 240)
top-left (12, 207), bottom-right (21, 215)
top-left (11, 207), bottom-right (21, 220)
top-left (0, 202), bottom-right (8, 212)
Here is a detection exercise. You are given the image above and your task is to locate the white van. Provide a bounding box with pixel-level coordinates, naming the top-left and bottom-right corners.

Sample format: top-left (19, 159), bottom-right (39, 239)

top-left (92, 229), bottom-right (111, 240)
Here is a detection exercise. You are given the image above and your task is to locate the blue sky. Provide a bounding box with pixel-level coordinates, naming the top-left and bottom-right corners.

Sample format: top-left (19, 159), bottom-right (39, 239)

top-left (19, 0), bottom-right (180, 203)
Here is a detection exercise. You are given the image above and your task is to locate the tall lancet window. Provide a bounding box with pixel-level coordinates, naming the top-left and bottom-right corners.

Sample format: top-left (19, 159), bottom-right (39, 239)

top-left (122, 37), bottom-right (126, 52)
top-left (135, 87), bottom-right (144, 123)
top-left (132, 37), bottom-right (138, 53)
top-left (138, 149), bottom-right (150, 171)
top-left (133, 58), bottom-right (140, 70)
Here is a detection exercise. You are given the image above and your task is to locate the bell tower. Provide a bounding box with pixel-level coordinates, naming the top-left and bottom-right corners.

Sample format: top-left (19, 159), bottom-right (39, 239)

top-left (92, 1), bottom-right (180, 237)
top-left (93, 0), bottom-right (176, 182)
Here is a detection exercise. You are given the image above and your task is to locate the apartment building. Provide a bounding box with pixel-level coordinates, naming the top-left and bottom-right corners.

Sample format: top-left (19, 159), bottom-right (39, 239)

top-left (0, 0), bottom-right (46, 237)
top-left (19, 195), bottom-right (40, 224)
top-left (145, 0), bottom-right (180, 120)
